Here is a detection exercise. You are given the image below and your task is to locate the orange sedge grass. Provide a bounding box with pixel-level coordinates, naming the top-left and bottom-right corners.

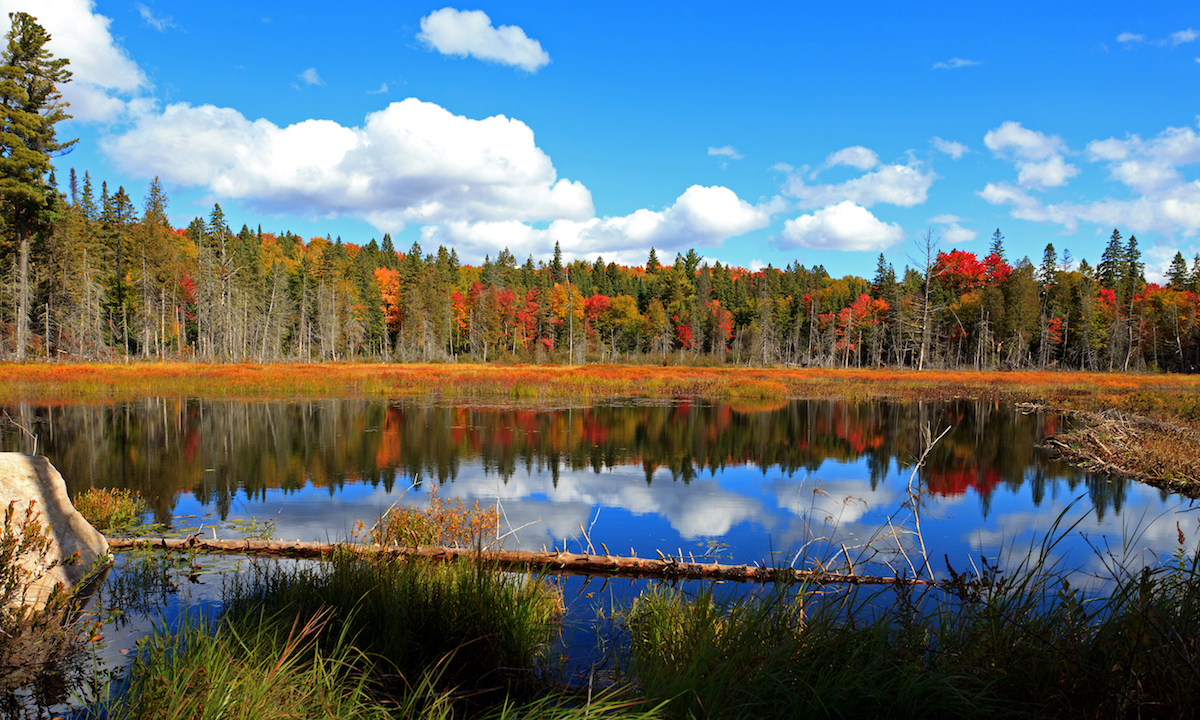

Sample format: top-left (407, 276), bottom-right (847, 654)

top-left (1, 362), bottom-right (1198, 408)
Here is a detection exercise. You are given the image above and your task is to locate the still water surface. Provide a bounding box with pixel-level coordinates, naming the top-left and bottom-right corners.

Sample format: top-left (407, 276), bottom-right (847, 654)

top-left (2, 397), bottom-right (1194, 582)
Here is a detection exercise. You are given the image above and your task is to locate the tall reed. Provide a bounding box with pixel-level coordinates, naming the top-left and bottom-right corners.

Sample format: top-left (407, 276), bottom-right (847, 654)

top-left (619, 519), bottom-right (1200, 719)
top-left (221, 548), bottom-right (563, 697)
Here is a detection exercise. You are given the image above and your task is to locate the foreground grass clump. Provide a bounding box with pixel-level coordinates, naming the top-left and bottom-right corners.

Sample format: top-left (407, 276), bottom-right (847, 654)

top-left (74, 487), bottom-right (148, 535)
top-left (90, 605), bottom-right (658, 720)
top-left (88, 610), bottom-right (395, 720)
top-left (221, 549), bottom-right (563, 697)
top-left (622, 584), bottom-right (983, 720)
top-left (372, 483), bottom-right (499, 548)
top-left (621, 537), bottom-right (1200, 720)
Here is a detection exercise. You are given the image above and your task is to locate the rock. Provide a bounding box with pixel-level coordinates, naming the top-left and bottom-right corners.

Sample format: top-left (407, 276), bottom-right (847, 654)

top-left (0, 453), bottom-right (109, 610)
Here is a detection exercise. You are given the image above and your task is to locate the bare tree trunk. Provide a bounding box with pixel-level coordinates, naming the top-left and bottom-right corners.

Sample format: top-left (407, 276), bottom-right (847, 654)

top-left (15, 222), bottom-right (29, 362)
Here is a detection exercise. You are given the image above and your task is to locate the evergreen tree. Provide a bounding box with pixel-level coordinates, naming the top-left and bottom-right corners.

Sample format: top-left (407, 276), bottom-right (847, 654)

top-left (0, 12), bottom-right (76, 360)
top-left (1039, 243), bottom-right (1058, 289)
top-left (988, 229), bottom-right (1006, 262)
top-left (79, 170), bottom-right (95, 221)
top-left (1098, 229), bottom-right (1124, 292)
top-left (1166, 251), bottom-right (1190, 289)
top-left (646, 247), bottom-right (660, 274)
top-left (550, 241), bottom-right (564, 283)
top-left (1123, 235), bottom-right (1144, 289)
top-left (591, 256), bottom-right (610, 296)
top-left (871, 253), bottom-right (894, 299)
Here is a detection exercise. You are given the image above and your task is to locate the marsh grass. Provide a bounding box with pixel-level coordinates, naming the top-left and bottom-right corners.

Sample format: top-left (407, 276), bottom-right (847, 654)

top-left (619, 519), bottom-right (1200, 720)
top-left (86, 608), bottom-right (395, 720)
top-left (74, 488), bottom-right (149, 535)
top-left (220, 549), bottom-right (563, 698)
top-left (87, 607), bottom-right (661, 720)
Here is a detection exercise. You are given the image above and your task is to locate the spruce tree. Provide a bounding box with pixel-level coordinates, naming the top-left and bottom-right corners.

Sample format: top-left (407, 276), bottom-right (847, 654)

top-left (1166, 251), bottom-right (1190, 289)
top-left (1098, 229), bottom-right (1124, 293)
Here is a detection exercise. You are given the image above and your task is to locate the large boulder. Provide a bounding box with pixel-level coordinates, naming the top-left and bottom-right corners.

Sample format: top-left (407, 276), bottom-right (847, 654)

top-left (0, 453), bottom-right (109, 610)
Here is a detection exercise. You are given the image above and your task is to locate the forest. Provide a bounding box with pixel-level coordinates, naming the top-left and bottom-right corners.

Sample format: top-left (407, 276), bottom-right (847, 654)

top-left (3, 11), bottom-right (1200, 373)
top-left (2, 169), bottom-right (1200, 373)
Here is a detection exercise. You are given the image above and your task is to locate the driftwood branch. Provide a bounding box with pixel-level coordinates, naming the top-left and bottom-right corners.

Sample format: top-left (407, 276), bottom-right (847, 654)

top-left (106, 537), bottom-right (942, 586)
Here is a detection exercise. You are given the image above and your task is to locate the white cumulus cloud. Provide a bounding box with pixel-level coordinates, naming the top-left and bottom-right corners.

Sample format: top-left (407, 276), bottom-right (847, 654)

top-left (102, 98), bottom-right (593, 231)
top-left (418, 7), bottom-right (549, 72)
top-left (1117, 32), bottom-right (1146, 44)
top-left (933, 57), bottom-right (980, 69)
top-left (779, 201), bottom-right (904, 252)
top-left (784, 161), bottom-right (935, 209)
top-left (1086, 124), bottom-right (1200, 193)
top-left (423, 185), bottom-right (780, 263)
top-left (298, 68), bottom-right (324, 86)
top-left (932, 137), bottom-right (968, 159)
top-left (981, 119), bottom-right (1200, 239)
top-left (930, 214), bottom-right (977, 244)
top-left (824, 146), bottom-right (879, 170)
top-left (984, 121), bottom-right (1078, 188)
top-left (708, 145), bottom-right (744, 160)
top-left (0, 0), bottom-right (151, 122)
top-left (135, 3), bottom-right (175, 32)
top-left (1172, 28), bottom-right (1198, 45)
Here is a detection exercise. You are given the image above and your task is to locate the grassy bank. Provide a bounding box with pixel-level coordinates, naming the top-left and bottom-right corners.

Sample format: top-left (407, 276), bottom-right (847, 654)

top-left (2, 361), bottom-right (1198, 488)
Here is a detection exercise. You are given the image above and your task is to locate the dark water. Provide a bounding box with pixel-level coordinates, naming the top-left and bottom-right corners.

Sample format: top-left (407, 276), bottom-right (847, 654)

top-left (1, 397), bottom-right (1193, 582)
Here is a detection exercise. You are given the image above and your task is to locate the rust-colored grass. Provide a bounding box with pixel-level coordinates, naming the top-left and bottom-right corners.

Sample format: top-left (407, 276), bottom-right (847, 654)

top-left (1, 362), bottom-right (1198, 408)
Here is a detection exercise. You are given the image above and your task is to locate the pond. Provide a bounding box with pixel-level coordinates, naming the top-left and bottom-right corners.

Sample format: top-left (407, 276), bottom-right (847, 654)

top-left (2, 397), bottom-right (1194, 582)
top-left (4, 396), bottom-right (1198, 715)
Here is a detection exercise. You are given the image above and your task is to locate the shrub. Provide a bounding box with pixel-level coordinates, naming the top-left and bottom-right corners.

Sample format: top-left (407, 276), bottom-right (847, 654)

top-left (0, 500), bottom-right (98, 698)
top-left (371, 483), bottom-right (498, 548)
top-left (74, 488), bottom-right (148, 535)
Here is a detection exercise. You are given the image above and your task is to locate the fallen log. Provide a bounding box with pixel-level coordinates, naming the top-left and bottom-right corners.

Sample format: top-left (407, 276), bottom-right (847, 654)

top-left (106, 536), bottom-right (940, 586)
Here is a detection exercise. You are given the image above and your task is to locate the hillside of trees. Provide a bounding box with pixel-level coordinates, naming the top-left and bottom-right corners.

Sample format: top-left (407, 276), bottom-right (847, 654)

top-left (2, 170), bottom-right (1199, 372)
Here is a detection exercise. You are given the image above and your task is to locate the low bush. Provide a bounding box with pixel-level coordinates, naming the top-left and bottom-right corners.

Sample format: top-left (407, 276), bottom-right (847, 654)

top-left (0, 500), bottom-right (100, 702)
top-left (371, 483), bottom-right (498, 548)
top-left (74, 488), bottom-right (148, 535)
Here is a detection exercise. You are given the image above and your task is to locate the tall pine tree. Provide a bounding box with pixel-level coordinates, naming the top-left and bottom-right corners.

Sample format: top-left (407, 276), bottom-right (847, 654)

top-left (0, 12), bottom-right (75, 360)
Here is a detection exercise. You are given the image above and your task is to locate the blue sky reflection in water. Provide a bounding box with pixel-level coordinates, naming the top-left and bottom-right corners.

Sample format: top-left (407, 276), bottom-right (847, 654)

top-left (6, 397), bottom-right (1194, 590)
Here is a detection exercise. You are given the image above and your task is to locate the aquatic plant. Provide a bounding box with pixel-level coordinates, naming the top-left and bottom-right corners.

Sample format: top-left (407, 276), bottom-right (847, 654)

top-left (74, 487), bottom-right (148, 535)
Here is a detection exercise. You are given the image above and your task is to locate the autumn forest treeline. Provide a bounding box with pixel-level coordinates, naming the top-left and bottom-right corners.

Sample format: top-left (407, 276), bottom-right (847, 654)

top-left (4, 170), bottom-right (1200, 372)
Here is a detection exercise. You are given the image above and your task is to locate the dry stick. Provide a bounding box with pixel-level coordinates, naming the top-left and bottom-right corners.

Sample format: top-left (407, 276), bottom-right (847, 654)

top-left (105, 537), bottom-right (943, 586)
top-left (908, 423), bottom-right (953, 583)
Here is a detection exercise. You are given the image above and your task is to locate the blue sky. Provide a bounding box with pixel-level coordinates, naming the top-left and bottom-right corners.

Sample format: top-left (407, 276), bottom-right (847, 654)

top-left (12, 0), bottom-right (1200, 280)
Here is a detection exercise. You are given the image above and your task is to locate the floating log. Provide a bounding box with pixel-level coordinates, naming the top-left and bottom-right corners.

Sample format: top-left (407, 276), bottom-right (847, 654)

top-left (106, 536), bottom-right (940, 586)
